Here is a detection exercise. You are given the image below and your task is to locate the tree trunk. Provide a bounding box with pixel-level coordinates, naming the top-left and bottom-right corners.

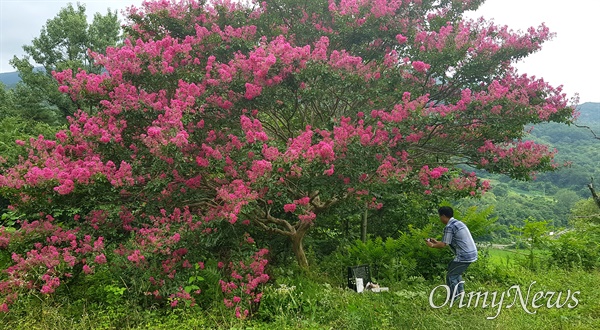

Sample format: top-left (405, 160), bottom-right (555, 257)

top-left (291, 232), bottom-right (309, 269)
top-left (290, 222), bottom-right (312, 269)
top-left (589, 178), bottom-right (600, 210)
top-left (361, 202), bottom-right (368, 243)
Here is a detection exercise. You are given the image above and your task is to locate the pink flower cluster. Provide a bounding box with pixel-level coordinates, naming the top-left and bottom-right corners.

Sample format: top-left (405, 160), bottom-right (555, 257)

top-left (418, 165), bottom-right (449, 186)
top-left (241, 115), bottom-right (268, 143)
top-left (219, 248), bottom-right (269, 318)
top-left (0, 218), bottom-right (107, 311)
top-left (328, 0), bottom-right (403, 19)
top-left (477, 139), bottom-right (556, 179)
top-left (411, 61), bottom-right (430, 73)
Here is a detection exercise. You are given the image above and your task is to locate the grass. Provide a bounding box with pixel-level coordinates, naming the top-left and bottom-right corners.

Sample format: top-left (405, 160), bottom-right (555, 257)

top-left (1, 249), bottom-right (598, 329)
top-left (246, 267), bottom-right (600, 330)
top-left (487, 247), bottom-right (531, 269)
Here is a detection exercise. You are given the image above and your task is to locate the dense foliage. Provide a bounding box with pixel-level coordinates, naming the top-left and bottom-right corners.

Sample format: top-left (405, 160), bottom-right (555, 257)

top-left (0, 0), bottom-right (578, 317)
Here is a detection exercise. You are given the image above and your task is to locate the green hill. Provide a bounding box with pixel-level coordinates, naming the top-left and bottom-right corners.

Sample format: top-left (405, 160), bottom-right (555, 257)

top-left (0, 71), bottom-right (20, 88)
top-left (577, 102), bottom-right (600, 124)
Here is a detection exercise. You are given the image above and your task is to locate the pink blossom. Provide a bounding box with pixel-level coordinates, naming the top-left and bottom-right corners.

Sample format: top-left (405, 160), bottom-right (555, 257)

top-left (295, 197), bottom-right (310, 205)
top-left (147, 126), bottom-right (162, 137)
top-left (170, 131), bottom-right (189, 147)
top-left (40, 285), bottom-right (55, 294)
top-left (127, 250), bottom-right (145, 264)
top-left (54, 179), bottom-right (75, 195)
top-left (248, 160), bottom-right (273, 180)
top-left (395, 34), bottom-right (408, 44)
top-left (412, 61), bottom-right (430, 72)
top-left (55, 131), bottom-right (68, 142)
top-left (283, 203), bottom-right (296, 213)
top-left (429, 167), bottom-right (448, 179)
top-left (298, 212), bottom-right (316, 223)
top-left (95, 254), bottom-right (107, 264)
top-left (244, 83), bottom-right (263, 99)
top-left (83, 264), bottom-right (94, 274)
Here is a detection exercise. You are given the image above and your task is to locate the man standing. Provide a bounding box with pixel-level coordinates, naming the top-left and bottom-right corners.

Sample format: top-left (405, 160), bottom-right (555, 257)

top-left (425, 206), bottom-right (477, 300)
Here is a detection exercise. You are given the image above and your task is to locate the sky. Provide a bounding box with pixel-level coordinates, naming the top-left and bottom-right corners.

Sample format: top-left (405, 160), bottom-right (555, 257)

top-left (0, 0), bottom-right (598, 103)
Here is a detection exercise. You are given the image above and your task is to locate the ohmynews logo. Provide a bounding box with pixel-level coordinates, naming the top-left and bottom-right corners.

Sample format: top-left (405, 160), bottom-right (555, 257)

top-left (429, 281), bottom-right (580, 320)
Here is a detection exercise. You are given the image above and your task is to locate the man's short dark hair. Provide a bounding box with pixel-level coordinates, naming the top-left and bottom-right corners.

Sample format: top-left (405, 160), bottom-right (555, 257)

top-left (438, 206), bottom-right (453, 218)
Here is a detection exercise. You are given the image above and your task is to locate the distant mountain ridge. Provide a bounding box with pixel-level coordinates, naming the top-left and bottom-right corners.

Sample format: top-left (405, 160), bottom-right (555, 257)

top-left (0, 71), bottom-right (20, 88)
top-left (576, 102), bottom-right (600, 124)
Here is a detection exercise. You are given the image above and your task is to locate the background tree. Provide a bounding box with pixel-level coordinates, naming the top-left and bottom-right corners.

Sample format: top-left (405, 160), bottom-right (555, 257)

top-left (570, 198), bottom-right (600, 229)
top-left (9, 2), bottom-right (121, 122)
top-left (0, 0), bottom-right (576, 313)
top-left (0, 83), bottom-right (15, 119)
top-left (511, 218), bottom-right (550, 270)
top-left (546, 198), bottom-right (600, 270)
top-left (0, 83), bottom-right (58, 165)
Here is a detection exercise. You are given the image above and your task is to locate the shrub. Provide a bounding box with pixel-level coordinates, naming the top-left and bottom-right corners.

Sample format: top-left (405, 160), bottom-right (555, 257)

top-left (548, 231), bottom-right (600, 270)
top-left (325, 225), bottom-right (452, 285)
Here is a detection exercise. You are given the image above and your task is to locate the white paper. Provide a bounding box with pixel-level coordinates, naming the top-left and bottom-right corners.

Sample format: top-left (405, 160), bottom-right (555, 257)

top-left (356, 278), bottom-right (364, 293)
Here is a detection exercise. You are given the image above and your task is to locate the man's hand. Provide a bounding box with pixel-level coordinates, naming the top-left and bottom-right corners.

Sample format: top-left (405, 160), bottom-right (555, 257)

top-left (425, 238), bottom-right (440, 248)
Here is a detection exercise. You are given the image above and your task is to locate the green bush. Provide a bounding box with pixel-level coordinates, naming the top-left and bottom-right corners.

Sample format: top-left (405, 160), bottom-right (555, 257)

top-left (322, 225), bottom-right (452, 286)
top-left (467, 248), bottom-right (521, 285)
top-left (548, 231), bottom-right (600, 270)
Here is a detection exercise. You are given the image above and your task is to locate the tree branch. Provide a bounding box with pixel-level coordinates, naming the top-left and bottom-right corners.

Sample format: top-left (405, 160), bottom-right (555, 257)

top-left (246, 204), bottom-right (295, 237)
top-left (252, 217), bottom-right (293, 237)
top-left (574, 124), bottom-right (600, 140)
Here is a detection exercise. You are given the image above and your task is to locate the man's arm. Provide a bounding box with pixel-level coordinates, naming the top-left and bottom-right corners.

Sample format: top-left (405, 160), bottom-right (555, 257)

top-left (425, 238), bottom-right (447, 249)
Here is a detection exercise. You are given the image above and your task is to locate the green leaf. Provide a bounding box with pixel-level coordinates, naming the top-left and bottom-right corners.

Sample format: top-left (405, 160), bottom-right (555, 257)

top-left (184, 285), bottom-right (200, 293)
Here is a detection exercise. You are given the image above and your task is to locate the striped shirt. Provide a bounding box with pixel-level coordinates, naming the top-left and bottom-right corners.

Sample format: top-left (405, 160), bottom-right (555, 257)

top-left (442, 218), bottom-right (478, 262)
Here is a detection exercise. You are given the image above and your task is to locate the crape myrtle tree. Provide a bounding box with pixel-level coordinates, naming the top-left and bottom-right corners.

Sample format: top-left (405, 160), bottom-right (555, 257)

top-left (0, 0), bottom-right (575, 315)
